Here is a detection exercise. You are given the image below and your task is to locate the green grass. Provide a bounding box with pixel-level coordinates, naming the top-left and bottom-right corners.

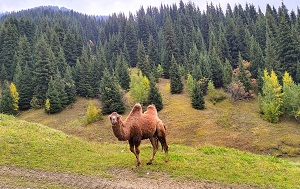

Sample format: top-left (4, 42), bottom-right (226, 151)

top-left (1, 114), bottom-right (300, 188)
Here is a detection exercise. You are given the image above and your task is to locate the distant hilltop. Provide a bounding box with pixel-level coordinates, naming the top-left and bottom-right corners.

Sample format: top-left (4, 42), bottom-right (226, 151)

top-left (0, 5), bottom-right (109, 20)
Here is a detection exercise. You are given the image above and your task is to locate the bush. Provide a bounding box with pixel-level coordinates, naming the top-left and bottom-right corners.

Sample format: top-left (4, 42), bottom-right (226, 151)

top-left (84, 101), bottom-right (102, 125)
top-left (207, 80), bottom-right (226, 105)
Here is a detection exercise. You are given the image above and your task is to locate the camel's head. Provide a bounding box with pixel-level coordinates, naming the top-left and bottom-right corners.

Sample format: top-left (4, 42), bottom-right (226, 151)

top-left (108, 112), bottom-right (121, 125)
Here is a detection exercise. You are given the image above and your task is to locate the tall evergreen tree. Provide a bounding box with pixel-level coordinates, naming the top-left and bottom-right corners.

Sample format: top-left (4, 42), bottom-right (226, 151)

top-left (191, 83), bottom-right (205, 110)
top-left (277, 5), bottom-right (299, 80)
top-left (147, 78), bottom-right (163, 111)
top-left (137, 41), bottom-right (150, 78)
top-left (125, 14), bottom-right (138, 67)
top-left (17, 63), bottom-right (33, 110)
top-left (46, 77), bottom-right (63, 114)
top-left (210, 47), bottom-right (224, 88)
top-left (64, 65), bottom-right (76, 104)
top-left (32, 35), bottom-right (52, 107)
top-left (169, 55), bottom-right (183, 94)
top-left (249, 36), bottom-right (265, 78)
top-left (99, 69), bottom-right (125, 114)
top-left (0, 22), bottom-right (19, 80)
top-left (77, 48), bottom-right (93, 97)
top-left (115, 54), bottom-right (130, 90)
top-left (163, 14), bottom-right (179, 78)
top-left (0, 81), bottom-right (15, 114)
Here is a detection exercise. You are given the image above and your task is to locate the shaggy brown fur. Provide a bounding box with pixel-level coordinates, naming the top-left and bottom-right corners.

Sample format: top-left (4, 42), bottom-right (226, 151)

top-left (108, 103), bottom-right (168, 166)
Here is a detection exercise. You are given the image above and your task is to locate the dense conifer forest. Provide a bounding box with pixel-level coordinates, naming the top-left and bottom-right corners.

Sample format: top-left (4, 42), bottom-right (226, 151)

top-left (0, 1), bottom-right (300, 121)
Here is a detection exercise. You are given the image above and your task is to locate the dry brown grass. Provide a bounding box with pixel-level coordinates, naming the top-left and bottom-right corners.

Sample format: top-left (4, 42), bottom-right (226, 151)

top-left (18, 79), bottom-right (300, 158)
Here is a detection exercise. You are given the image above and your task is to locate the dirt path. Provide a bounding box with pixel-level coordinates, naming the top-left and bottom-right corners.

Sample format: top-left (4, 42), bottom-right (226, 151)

top-left (0, 166), bottom-right (258, 189)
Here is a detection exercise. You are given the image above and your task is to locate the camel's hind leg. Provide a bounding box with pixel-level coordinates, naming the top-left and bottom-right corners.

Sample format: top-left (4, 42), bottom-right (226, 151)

top-left (129, 139), bottom-right (142, 167)
top-left (147, 136), bottom-right (159, 165)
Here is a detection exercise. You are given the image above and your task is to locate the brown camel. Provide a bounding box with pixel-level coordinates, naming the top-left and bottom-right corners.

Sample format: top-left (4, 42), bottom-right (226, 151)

top-left (108, 103), bottom-right (168, 166)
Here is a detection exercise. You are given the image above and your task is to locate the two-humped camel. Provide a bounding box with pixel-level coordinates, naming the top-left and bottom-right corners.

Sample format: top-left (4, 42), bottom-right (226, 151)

top-left (108, 103), bottom-right (168, 166)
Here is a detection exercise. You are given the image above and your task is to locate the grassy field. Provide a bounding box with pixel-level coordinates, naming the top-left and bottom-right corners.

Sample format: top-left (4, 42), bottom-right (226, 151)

top-left (8, 77), bottom-right (300, 187)
top-left (1, 114), bottom-right (300, 188)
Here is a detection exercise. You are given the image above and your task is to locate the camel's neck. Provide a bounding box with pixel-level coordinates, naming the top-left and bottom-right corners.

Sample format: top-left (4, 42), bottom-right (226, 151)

top-left (112, 120), bottom-right (129, 141)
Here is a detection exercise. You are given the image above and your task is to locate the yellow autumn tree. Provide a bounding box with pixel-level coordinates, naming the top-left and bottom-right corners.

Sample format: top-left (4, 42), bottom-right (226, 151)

top-left (85, 101), bottom-right (102, 125)
top-left (259, 70), bottom-right (283, 123)
top-left (9, 83), bottom-right (19, 111)
top-left (282, 72), bottom-right (300, 116)
top-left (129, 70), bottom-right (150, 104)
top-left (45, 98), bottom-right (51, 113)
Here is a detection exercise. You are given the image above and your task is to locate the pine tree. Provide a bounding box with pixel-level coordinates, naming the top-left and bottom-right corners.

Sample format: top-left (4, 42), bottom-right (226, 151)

top-left (115, 54), bottom-right (130, 90)
top-left (0, 81), bottom-right (15, 115)
top-left (223, 59), bottom-right (233, 88)
top-left (249, 36), bottom-right (265, 78)
top-left (0, 64), bottom-right (8, 85)
top-left (63, 30), bottom-right (77, 67)
top-left (64, 65), bottom-right (76, 104)
top-left (147, 78), bottom-right (163, 111)
top-left (32, 35), bottom-right (52, 107)
top-left (77, 48), bottom-right (93, 97)
top-left (17, 63), bottom-right (33, 110)
top-left (99, 69), bottom-right (125, 114)
top-left (163, 15), bottom-right (179, 78)
top-left (210, 47), bottom-right (224, 88)
top-left (277, 5), bottom-right (299, 80)
top-left (169, 55), bottom-right (183, 94)
top-left (137, 41), bottom-right (150, 78)
top-left (125, 14), bottom-right (138, 67)
top-left (0, 22), bottom-right (19, 80)
top-left (191, 83), bottom-right (205, 110)
top-left (46, 77), bottom-right (63, 113)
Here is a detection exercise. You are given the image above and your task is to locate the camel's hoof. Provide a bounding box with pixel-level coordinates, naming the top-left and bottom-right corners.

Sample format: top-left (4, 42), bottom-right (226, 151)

top-left (146, 162), bottom-right (152, 165)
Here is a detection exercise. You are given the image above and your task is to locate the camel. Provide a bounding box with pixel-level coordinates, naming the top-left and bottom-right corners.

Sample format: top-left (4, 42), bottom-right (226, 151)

top-left (108, 103), bottom-right (168, 166)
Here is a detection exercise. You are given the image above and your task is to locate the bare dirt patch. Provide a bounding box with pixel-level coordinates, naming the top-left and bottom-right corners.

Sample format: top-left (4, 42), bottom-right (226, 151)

top-left (0, 166), bottom-right (257, 189)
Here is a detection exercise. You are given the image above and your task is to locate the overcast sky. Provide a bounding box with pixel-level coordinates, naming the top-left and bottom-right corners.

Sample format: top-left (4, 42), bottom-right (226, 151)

top-left (0, 0), bottom-right (298, 16)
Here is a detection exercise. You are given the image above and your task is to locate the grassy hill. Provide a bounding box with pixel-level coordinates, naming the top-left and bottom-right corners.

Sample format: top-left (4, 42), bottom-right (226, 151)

top-left (1, 114), bottom-right (300, 188)
top-left (19, 78), bottom-right (300, 158)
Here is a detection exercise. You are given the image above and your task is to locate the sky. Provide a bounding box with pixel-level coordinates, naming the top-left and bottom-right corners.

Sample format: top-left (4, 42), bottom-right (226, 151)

top-left (0, 0), bottom-right (298, 16)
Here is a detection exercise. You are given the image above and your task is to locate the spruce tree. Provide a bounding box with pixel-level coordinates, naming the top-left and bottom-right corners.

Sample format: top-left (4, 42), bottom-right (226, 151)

top-left (99, 69), bottom-right (125, 114)
top-left (191, 83), bottom-right (205, 110)
top-left (64, 65), bottom-right (76, 104)
top-left (0, 81), bottom-right (15, 114)
top-left (163, 15), bottom-right (179, 78)
top-left (17, 63), bottom-right (33, 110)
top-left (0, 64), bottom-right (8, 85)
top-left (125, 14), bottom-right (138, 67)
top-left (169, 55), bottom-right (183, 94)
top-left (210, 48), bottom-right (224, 88)
top-left (147, 78), bottom-right (163, 111)
top-left (46, 77), bottom-right (63, 113)
top-left (32, 35), bottom-right (52, 107)
top-left (115, 54), bottom-right (130, 90)
top-left (137, 41), bottom-right (150, 78)
top-left (277, 5), bottom-right (299, 80)
top-left (0, 22), bottom-right (19, 80)
top-left (223, 59), bottom-right (233, 88)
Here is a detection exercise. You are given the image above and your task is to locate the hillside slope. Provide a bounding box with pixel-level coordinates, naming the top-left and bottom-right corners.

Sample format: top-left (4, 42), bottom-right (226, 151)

top-left (1, 114), bottom-right (300, 188)
top-left (19, 78), bottom-right (300, 157)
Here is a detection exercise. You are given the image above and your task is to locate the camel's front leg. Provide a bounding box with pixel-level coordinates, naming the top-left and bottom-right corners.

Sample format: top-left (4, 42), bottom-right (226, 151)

top-left (129, 138), bottom-right (142, 167)
top-left (147, 137), bottom-right (158, 165)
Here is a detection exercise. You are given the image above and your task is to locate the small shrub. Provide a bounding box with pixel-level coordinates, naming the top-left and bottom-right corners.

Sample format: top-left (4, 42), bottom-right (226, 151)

top-left (85, 101), bottom-right (102, 125)
top-left (207, 80), bottom-right (226, 104)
